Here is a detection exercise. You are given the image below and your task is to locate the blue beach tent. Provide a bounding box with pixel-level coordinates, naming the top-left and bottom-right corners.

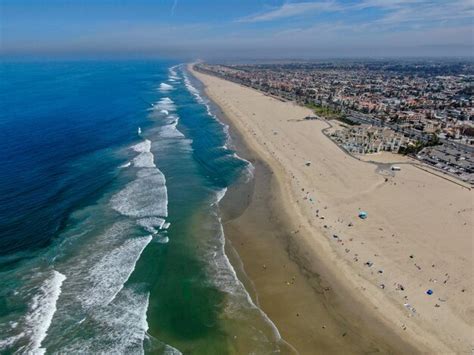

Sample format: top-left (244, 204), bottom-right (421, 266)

top-left (358, 211), bottom-right (368, 219)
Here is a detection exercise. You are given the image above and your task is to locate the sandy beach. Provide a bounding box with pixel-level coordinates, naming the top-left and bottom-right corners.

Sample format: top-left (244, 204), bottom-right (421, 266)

top-left (190, 65), bottom-right (474, 354)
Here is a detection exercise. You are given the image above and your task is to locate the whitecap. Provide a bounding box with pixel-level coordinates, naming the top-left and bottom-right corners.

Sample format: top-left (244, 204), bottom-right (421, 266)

top-left (15, 271), bottom-right (66, 354)
top-left (132, 153), bottom-right (155, 168)
top-left (159, 83), bottom-right (173, 92)
top-left (182, 73), bottom-right (256, 183)
top-left (183, 73), bottom-right (205, 104)
top-left (79, 236), bottom-right (152, 308)
top-left (184, 73), bottom-right (255, 183)
top-left (137, 217), bottom-right (166, 234)
top-left (62, 288), bottom-right (151, 354)
top-left (130, 139), bottom-right (156, 168)
top-left (169, 65), bottom-right (179, 79)
top-left (159, 119), bottom-right (185, 138)
top-left (111, 168), bottom-right (168, 218)
top-left (131, 140), bottom-right (152, 153)
top-left (0, 333), bottom-right (23, 351)
top-left (152, 97), bottom-right (176, 112)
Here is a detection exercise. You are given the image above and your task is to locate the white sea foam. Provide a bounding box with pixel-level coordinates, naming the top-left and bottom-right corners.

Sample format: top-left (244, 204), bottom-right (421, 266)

top-left (80, 236), bottom-right (152, 308)
top-left (18, 270), bottom-right (66, 354)
top-left (180, 81), bottom-right (265, 331)
top-left (183, 69), bottom-right (255, 182)
top-left (113, 136), bottom-right (169, 219)
top-left (156, 236), bottom-right (169, 244)
top-left (62, 288), bottom-right (151, 354)
top-left (36, 222), bottom-right (167, 353)
top-left (152, 97), bottom-right (176, 112)
top-left (183, 73), bottom-right (205, 104)
top-left (132, 139), bottom-right (152, 153)
top-left (233, 152), bottom-right (255, 182)
top-left (111, 168), bottom-right (168, 218)
top-left (120, 162), bottom-right (131, 169)
top-left (2, 105), bottom-right (181, 354)
top-left (244, 162), bottom-right (256, 182)
top-left (0, 333), bottom-right (23, 351)
top-left (213, 187), bottom-right (227, 206)
top-left (159, 119), bottom-right (185, 138)
top-left (183, 70), bottom-right (226, 136)
top-left (207, 219), bottom-right (284, 344)
top-left (137, 217), bottom-right (166, 234)
top-left (169, 65), bottom-right (179, 80)
top-left (160, 109), bottom-right (169, 115)
top-left (130, 139), bottom-right (156, 168)
top-left (132, 152), bottom-right (155, 168)
top-left (159, 83), bottom-right (173, 92)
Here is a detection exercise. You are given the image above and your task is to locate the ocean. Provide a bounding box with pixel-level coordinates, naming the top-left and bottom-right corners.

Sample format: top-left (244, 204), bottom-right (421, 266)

top-left (0, 60), bottom-right (284, 354)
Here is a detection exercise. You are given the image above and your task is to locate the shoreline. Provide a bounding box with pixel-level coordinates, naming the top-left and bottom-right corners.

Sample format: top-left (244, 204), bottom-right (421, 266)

top-left (189, 66), bottom-right (417, 353)
top-left (189, 64), bottom-right (473, 354)
top-left (218, 131), bottom-right (413, 353)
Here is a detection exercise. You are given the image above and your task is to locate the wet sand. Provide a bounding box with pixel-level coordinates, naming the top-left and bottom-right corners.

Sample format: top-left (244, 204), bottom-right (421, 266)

top-left (190, 65), bottom-right (473, 354)
top-left (220, 141), bottom-right (414, 354)
top-left (209, 94), bottom-right (416, 354)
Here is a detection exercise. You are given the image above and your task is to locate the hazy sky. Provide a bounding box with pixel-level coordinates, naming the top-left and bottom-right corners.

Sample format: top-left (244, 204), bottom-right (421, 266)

top-left (1, 0), bottom-right (473, 59)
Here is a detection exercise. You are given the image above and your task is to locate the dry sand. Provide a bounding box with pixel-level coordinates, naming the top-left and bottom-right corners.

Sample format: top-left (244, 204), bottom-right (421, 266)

top-left (190, 65), bottom-right (474, 354)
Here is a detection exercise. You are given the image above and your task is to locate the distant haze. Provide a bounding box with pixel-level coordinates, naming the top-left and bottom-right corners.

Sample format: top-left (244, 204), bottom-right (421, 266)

top-left (1, 0), bottom-right (473, 59)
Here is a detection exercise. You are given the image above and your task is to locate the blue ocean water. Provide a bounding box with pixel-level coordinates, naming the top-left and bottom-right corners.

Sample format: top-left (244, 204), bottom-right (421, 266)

top-left (0, 61), bottom-right (285, 353)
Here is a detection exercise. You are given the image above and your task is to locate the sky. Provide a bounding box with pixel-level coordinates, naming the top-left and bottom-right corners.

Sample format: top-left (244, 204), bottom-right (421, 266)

top-left (1, 0), bottom-right (473, 59)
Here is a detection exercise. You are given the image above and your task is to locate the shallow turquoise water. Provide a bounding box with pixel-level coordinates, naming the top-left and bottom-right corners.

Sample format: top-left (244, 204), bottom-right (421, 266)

top-left (0, 61), bottom-right (283, 353)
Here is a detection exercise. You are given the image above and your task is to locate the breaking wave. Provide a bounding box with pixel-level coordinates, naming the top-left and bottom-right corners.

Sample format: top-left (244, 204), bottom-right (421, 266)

top-left (151, 97), bottom-right (176, 112)
top-left (111, 168), bottom-right (168, 218)
top-left (79, 235), bottom-right (152, 308)
top-left (23, 271), bottom-right (66, 354)
top-left (111, 138), bottom-right (168, 219)
top-left (181, 65), bottom-right (282, 348)
top-left (158, 117), bottom-right (185, 138)
top-left (184, 73), bottom-right (205, 104)
top-left (61, 288), bottom-right (151, 354)
top-left (183, 67), bottom-right (255, 182)
top-left (159, 82), bottom-right (173, 92)
top-left (0, 270), bottom-right (66, 354)
top-left (137, 217), bottom-right (166, 234)
top-left (169, 65), bottom-right (180, 81)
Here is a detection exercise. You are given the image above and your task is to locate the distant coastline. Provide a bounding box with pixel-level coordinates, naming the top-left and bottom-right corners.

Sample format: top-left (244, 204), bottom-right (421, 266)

top-left (194, 61), bottom-right (474, 187)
